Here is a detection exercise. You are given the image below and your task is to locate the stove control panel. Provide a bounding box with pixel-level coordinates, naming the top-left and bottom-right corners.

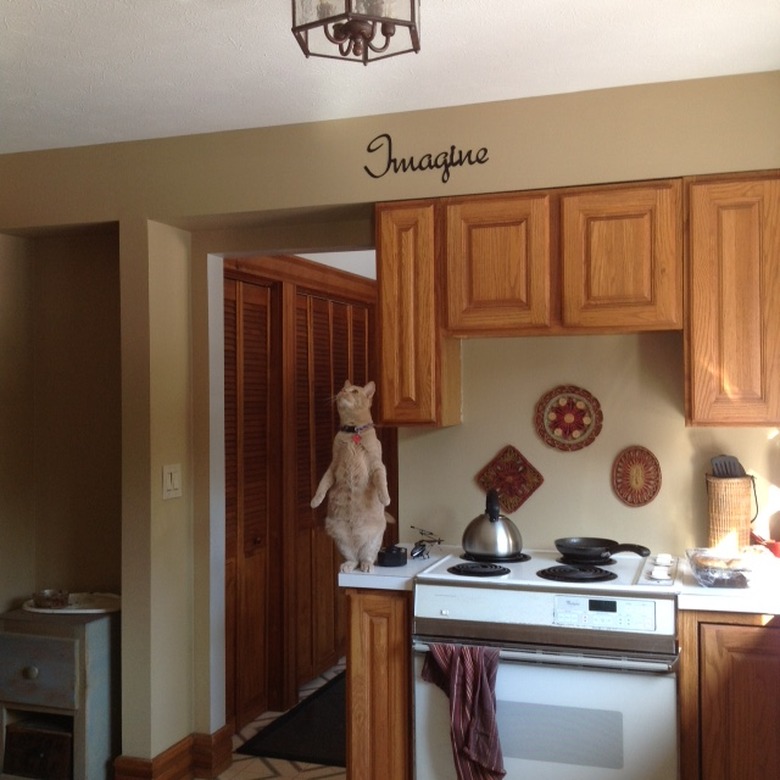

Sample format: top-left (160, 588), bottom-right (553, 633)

top-left (553, 595), bottom-right (656, 632)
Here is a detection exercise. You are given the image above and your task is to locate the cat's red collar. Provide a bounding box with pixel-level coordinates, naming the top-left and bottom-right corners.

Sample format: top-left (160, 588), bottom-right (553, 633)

top-left (340, 423), bottom-right (373, 435)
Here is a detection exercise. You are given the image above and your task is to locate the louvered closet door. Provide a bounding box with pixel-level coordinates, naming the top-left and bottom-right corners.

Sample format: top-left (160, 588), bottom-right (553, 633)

top-left (294, 292), bottom-right (371, 683)
top-left (224, 277), bottom-right (282, 730)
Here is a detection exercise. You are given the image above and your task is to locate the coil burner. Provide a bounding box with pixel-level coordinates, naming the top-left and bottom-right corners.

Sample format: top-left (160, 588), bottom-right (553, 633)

top-left (536, 565), bottom-right (618, 583)
top-left (447, 562), bottom-right (511, 577)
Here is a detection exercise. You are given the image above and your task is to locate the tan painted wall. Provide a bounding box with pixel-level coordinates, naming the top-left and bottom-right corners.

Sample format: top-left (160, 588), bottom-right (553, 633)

top-left (0, 234), bottom-right (35, 613)
top-left (1, 71), bottom-right (779, 761)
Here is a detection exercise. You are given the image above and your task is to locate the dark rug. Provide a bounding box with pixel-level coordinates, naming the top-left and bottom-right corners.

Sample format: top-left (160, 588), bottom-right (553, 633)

top-left (237, 671), bottom-right (346, 766)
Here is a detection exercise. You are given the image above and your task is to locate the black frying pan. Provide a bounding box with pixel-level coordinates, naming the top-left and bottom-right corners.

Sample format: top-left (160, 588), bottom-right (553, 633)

top-left (554, 537), bottom-right (650, 562)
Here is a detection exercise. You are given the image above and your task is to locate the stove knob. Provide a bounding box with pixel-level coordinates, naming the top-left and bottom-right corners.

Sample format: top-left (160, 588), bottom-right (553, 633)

top-left (655, 553), bottom-right (673, 566)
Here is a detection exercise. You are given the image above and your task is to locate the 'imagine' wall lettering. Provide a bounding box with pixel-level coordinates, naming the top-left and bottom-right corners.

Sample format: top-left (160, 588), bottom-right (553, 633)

top-left (364, 133), bottom-right (489, 184)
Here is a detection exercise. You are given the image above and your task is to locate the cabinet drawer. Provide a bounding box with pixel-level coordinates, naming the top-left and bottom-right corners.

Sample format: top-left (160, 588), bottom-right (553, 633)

top-left (0, 633), bottom-right (79, 710)
top-left (3, 719), bottom-right (73, 779)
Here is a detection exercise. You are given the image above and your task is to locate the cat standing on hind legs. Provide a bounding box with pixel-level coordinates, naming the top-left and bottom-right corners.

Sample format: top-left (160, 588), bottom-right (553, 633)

top-left (311, 380), bottom-right (392, 573)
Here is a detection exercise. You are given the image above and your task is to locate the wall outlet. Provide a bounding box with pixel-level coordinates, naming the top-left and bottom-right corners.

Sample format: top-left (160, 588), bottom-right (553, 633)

top-left (162, 464), bottom-right (182, 499)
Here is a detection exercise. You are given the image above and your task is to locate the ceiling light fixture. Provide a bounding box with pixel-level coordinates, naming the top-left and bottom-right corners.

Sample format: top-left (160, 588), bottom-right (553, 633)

top-left (292, 1), bottom-right (420, 65)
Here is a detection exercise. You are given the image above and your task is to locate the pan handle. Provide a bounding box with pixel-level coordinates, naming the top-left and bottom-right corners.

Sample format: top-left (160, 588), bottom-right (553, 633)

top-left (610, 543), bottom-right (650, 557)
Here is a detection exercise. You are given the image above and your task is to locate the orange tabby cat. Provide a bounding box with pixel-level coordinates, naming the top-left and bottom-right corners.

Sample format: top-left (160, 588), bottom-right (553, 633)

top-left (311, 380), bottom-right (391, 573)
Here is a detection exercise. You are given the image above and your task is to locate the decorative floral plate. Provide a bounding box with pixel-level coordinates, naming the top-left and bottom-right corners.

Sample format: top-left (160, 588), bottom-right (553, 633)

top-left (534, 385), bottom-right (603, 451)
top-left (612, 446), bottom-right (662, 506)
top-left (475, 445), bottom-right (544, 513)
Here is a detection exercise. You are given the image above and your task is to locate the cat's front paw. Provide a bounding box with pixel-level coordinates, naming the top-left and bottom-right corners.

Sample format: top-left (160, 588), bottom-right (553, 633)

top-left (340, 561), bottom-right (358, 573)
top-left (377, 488), bottom-right (391, 507)
top-left (358, 560), bottom-right (375, 573)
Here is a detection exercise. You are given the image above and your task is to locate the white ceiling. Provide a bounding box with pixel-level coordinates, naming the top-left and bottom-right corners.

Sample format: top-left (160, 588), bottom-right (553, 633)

top-left (2, 1), bottom-right (779, 156)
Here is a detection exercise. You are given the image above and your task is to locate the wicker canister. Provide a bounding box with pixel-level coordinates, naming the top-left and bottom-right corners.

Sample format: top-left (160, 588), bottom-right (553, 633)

top-left (706, 475), bottom-right (755, 549)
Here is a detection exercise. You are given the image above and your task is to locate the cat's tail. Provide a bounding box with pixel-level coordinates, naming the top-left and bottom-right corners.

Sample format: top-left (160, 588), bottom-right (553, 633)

top-left (384, 511), bottom-right (397, 525)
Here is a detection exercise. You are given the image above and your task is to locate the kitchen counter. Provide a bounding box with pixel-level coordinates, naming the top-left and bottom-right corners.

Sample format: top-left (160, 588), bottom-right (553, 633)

top-left (340, 544), bottom-right (780, 615)
top-left (338, 544), bottom-right (455, 591)
top-left (677, 556), bottom-right (780, 615)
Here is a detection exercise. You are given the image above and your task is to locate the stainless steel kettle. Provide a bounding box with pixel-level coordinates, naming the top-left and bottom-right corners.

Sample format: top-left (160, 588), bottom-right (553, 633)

top-left (462, 489), bottom-right (524, 560)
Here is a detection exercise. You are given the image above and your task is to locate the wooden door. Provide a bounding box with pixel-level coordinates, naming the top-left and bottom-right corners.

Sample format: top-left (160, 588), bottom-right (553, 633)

top-left (443, 191), bottom-right (551, 334)
top-left (225, 255), bottom-right (398, 725)
top-left (224, 277), bottom-right (282, 729)
top-left (699, 622), bottom-right (780, 779)
top-left (561, 180), bottom-right (682, 329)
top-left (686, 174), bottom-right (780, 424)
top-left (292, 291), bottom-right (373, 684)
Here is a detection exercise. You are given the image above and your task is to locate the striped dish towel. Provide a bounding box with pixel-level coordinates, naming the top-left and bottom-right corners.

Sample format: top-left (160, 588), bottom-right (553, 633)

top-left (422, 643), bottom-right (506, 780)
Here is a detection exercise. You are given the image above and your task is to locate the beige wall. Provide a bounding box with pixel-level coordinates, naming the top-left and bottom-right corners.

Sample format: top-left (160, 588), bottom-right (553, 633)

top-left (1, 71), bottom-right (779, 761)
top-left (0, 231), bottom-right (120, 613)
top-left (33, 231), bottom-right (122, 592)
top-left (0, 234), bottom-right (35, 613)
top-left (398, 334), bottom-right (780, 553)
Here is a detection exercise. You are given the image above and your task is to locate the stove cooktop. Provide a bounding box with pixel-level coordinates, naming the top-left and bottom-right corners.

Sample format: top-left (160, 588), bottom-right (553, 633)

top-left (416, 549), bottom-right (680, 593)
top-left (413, 549), bottom-right (680, 651)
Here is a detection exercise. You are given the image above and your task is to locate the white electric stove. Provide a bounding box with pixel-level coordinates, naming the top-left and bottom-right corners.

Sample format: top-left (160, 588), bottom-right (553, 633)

top-left (412, 549), bottom-right (682, 779)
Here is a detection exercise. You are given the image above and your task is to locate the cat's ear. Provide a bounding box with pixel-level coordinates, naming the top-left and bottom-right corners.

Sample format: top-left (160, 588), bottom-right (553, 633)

top-left (364, 381), bottom-right (376, 399)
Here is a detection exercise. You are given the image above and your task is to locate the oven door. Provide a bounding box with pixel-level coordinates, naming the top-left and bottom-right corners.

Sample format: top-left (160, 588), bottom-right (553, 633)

top-left (413, 642), bottom-right (678, 780)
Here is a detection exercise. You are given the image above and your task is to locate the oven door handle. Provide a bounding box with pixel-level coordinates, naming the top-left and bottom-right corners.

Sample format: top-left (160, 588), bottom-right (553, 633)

top-left (413, 642), bottom-right (677, 674)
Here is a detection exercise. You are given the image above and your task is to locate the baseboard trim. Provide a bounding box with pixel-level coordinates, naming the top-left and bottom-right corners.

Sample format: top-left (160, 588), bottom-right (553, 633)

top-left (114, 726), bottom-right (233, 780)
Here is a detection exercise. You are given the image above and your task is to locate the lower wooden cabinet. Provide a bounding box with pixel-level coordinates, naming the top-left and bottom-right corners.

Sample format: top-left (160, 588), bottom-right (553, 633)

top-left (346, 588), bottom-right (411, 780)
top-left (678, 610), bottom-right (780, 780)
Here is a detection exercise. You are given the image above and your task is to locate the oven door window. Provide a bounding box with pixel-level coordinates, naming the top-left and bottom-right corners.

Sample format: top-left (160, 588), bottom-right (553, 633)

top-left (414, 652), bottom-right (678, 779)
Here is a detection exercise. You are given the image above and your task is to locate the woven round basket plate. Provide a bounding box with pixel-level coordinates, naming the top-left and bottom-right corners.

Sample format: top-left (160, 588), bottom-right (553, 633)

top-left (534, 385), bottom-right (603, 451)
top-left (612, 445), bottom-right (662, 506)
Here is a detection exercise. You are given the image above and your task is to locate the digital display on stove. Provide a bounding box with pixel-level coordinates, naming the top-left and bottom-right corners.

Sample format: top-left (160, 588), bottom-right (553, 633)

top-left (589, 599), bottom-right (617, 613)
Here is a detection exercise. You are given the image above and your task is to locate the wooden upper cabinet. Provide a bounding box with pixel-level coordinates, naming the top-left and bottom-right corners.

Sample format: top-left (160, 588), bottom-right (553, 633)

top-left (686, 174), bottom-right (780, 425)
top-left (443, 192), bottom-right (551, 334)
top-left (376, 201), bottom-right (461, 426)
top-left (560, 180), bottom-right (683, 329)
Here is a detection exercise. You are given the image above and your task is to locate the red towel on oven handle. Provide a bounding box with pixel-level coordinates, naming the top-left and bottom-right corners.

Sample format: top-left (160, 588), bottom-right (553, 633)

top-left (421, 643), bottom-right (506, 780)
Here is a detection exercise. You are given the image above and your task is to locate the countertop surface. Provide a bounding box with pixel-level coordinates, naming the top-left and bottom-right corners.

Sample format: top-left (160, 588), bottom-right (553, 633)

top-left (338, 543), bottom-right (451, 591)
top-left (677, 557), bottom-right (780, 615)
top-left (340, 544), bottom-right (780, 616)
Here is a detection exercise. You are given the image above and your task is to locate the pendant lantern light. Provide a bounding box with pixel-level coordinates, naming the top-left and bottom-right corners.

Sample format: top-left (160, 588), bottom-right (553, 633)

top-left (292, 0), bottom-right (420, 65)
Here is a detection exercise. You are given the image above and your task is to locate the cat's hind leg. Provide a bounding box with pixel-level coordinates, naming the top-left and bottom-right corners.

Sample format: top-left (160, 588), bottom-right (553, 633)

top-left (357, 533), bottom-right (384, 573)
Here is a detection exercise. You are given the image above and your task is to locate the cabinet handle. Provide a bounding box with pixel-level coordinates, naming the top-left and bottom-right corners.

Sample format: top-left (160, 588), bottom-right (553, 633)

top-left (22, 665), bottom-right (39, 680)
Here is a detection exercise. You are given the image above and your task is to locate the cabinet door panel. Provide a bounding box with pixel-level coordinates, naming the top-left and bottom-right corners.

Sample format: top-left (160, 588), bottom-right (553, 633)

top-left (687, 176), bottom-right (780, 424)
top-left (700, 623), bottom-right (780, 780)
top-left (562, 181), bottom-right (682, 329)
top-left (377, 202), bottom-right (460, 426)
top-left (347, 590), bottom-right (410, 780)
top-left (444, 193), bottom-right (551, 333)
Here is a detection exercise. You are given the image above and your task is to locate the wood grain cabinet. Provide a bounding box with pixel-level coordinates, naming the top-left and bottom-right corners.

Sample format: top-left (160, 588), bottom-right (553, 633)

top-left (560, 180), bottom-right (683, 329)
top-left (678, 610), bottom-right (780, 780)
top-left (346, 589), bottom-right (411, 780)
top-left (376, 201), bottom-right (461, 426)
top-left (443, 191), bottom-right (552, 334)
top-left (686, 173), bottom-right (780, 425)
top-left (443, 181), bottom-right (682, 335)
top-left (0, 609), bottom-right (119, 780)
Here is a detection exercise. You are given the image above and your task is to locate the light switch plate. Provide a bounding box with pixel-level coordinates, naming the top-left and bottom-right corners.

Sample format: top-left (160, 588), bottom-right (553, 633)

top-left (162, 463), bottom-right (182, 499)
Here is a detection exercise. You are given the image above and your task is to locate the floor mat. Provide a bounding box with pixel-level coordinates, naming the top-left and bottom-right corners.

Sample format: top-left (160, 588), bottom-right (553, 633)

top-left (237, 671), bottom-right (345, 767)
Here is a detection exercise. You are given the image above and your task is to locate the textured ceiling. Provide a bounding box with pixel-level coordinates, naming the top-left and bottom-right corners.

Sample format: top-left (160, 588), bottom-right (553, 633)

top-left (2, 0), bottom-right (779, 155)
